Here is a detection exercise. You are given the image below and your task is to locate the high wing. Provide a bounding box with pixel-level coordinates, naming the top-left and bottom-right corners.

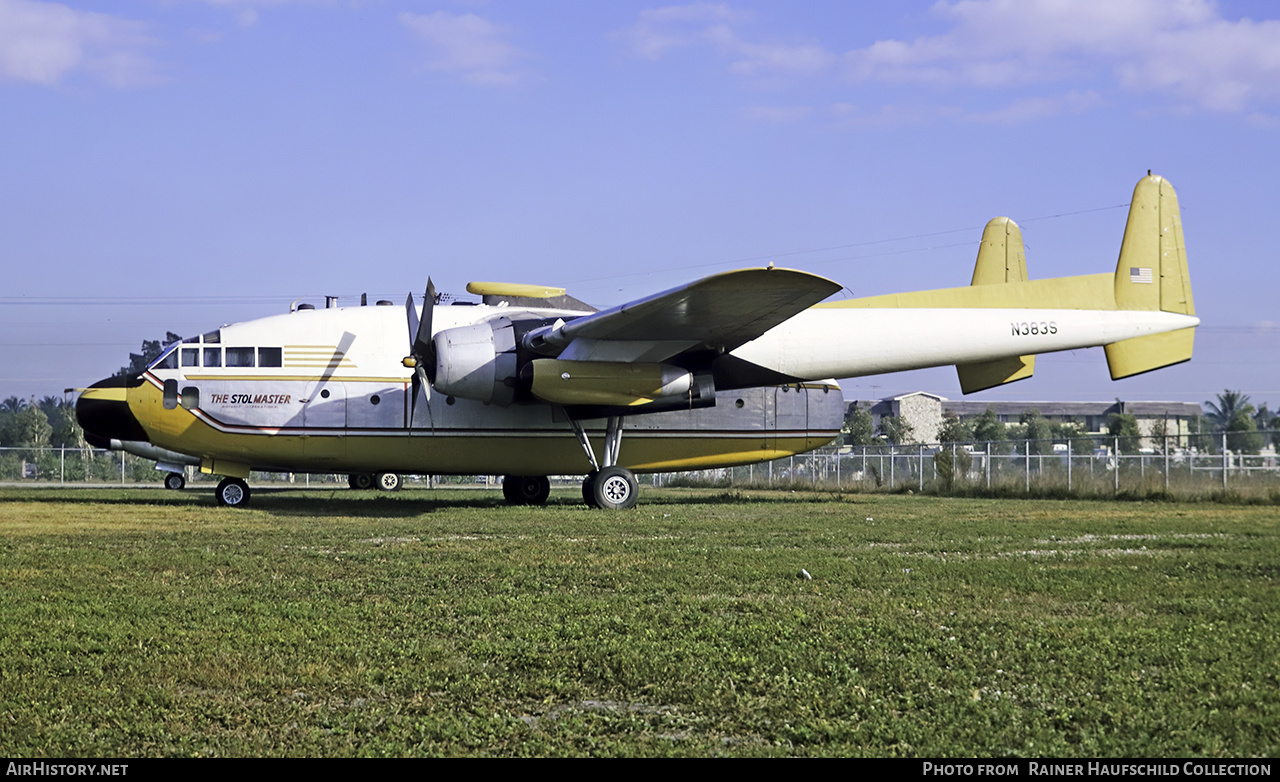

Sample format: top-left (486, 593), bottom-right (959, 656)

top-left (525, 267), bottom-right (842, 364)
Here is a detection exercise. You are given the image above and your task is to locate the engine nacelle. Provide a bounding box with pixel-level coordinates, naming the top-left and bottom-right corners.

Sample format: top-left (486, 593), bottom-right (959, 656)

top-left (527, 358), bottom-right (696, 407)
top-left (432, 317), bottom-right (518, 406)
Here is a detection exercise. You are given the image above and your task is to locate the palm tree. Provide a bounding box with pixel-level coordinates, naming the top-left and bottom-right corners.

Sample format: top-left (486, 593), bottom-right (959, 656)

top-left (1204, 390), bottom-right (1252, 431)
top-left (1, 396), bottom-right (27, 414)
top-left (37, 395), bottom-right (64, 415)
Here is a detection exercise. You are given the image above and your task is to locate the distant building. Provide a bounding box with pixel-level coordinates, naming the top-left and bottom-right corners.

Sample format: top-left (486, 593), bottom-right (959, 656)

top-left (847, 393), bottom-right (1201, 446)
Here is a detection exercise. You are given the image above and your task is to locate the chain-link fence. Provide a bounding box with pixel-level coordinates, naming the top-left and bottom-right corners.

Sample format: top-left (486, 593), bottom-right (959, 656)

top-left (4, 431), bottom-right (1278, 498)
top-left (0, 447), bottom-right (349, 487)
top-left (658, 430), bottom-right (1280, 497)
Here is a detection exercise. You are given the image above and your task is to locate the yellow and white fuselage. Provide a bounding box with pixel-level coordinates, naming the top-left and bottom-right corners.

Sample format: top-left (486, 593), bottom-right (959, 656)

top-left (76, 175), bottom-right (1199, 500)
top-left (115, 302), bottom-right (843, 479)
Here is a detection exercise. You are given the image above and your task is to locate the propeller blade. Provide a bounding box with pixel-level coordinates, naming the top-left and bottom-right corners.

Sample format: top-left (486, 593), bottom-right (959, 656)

top-left (405, 292), bottom-right (419, 350)
top-left (405, 279), bottom-right (437, 429)
top-left (412, 278), bottom-right (435, 376)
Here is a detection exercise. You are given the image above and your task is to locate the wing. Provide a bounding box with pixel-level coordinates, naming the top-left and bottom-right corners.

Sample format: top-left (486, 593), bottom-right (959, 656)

top-left (529, 267), bottom-right (841, 363)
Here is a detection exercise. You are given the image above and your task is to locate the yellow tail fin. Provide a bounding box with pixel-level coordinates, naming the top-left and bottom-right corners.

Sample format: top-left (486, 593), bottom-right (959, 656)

top-left (1105, 175), bottom-right (1197, 379)
top-left (957, 217), bottom-right (1036, 393)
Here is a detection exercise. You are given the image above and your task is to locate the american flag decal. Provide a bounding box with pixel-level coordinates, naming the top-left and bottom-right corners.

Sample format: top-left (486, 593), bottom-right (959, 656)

top-left (1129, 267), bottom-right (1153, 284)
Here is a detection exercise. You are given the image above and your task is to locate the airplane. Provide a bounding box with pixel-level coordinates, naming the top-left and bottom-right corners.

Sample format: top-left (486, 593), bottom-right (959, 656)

top-left (75, 174), bottom-right (1197, 509)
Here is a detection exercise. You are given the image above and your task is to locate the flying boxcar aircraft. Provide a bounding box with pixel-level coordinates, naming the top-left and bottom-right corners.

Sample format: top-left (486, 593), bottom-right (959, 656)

top-left (76, 175), bottom-right (1198, 509)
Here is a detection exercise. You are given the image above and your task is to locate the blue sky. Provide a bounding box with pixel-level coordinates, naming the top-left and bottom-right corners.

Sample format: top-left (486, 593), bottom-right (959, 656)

top-left (3, 0), bottom-right (1278, 412)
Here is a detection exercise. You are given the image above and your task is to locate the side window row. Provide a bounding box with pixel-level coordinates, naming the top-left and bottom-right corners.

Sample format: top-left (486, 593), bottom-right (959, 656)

top-left (180, 347), bottom-right (283, 368)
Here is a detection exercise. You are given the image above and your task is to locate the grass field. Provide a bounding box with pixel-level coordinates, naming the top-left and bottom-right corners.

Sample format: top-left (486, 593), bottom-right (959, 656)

top-left (1, 486), bottom-right (1276, 757)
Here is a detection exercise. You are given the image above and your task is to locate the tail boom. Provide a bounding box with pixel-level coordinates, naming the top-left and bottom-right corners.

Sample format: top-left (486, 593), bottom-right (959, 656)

top-left (741, 174), bottom-right (1198, 391)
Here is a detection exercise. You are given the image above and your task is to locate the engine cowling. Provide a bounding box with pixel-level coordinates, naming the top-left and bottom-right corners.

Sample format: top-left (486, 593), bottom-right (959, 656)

top-left (431, 317), bottom-right (518, 406)
top-left (527, 358), bottom-right (696, 407)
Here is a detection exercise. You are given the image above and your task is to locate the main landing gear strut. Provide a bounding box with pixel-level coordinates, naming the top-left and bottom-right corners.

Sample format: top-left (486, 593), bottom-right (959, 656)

top-left (498, 415), bottom-right (637, 510)
top-left (572, 416), bottom-right (638, 510)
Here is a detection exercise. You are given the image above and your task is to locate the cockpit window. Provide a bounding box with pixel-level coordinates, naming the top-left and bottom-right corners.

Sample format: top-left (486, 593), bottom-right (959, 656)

top-left (181, 348), bottom-right (199, 367)
top-left (259, 347), bottom-right (283, 367)
top-left (149, 343), bottom-right (180, 370)
top-left (203, 347), bottom-right (222, 368)
top-left (202, 330), bottom-right (221, 344)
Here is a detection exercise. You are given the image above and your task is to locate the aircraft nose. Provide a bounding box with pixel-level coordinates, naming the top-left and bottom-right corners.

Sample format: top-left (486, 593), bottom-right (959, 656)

top-left (76, 374), bottom-right (150, 448)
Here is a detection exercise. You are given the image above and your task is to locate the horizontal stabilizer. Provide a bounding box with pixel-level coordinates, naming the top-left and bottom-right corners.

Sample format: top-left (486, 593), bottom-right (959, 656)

top-left (956, 354), bottom-right (1035, 394)
top-left (1104, 327), bottom-right (1195, 380)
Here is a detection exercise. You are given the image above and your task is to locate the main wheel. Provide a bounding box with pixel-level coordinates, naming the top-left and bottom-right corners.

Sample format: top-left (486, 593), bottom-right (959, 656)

top-left (591, 466), bottom-right (638, 510)
top-left (215, 477), bottom-right (250, 507)
top-left (581, 471), bottom-right (599, 507)
top-left (502, 474), bottom-right (550, 505)
top-left (164, 472), bottom-right (186, 491)
top-left (376, 472), bottom-right (402, 492)
top-left (349, 473), bottom-right (374, 490)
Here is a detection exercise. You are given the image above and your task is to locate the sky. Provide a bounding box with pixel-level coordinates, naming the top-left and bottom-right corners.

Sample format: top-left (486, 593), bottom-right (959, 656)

top-left (2, 0), bottom-right (1278, 413)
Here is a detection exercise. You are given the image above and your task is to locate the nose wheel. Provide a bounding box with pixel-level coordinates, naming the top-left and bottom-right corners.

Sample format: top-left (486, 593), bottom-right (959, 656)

top-left (215, 477), bottom-right (250, 507)
top-left (502, 475), bottom-right (551, 505)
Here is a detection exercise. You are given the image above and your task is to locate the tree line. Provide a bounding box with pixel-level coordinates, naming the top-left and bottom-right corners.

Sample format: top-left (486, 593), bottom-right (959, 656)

top-left (842, 390), bottom-right (1278, 455)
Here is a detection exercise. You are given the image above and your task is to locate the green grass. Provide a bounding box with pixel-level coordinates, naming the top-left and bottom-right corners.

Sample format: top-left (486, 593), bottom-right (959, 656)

top-left (1, 487), bottom-right (1276, 757)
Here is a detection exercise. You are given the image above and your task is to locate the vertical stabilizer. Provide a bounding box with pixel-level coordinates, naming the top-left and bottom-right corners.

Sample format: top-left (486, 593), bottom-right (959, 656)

top-left (957, 216), bottom-right (1035, 392)
top-left (1113, 175), bottom-right (1195, 315)
top-left (1105, 174), bottom-right (1197, 379)
top-left (970, 216), bottom-right (1028, 285)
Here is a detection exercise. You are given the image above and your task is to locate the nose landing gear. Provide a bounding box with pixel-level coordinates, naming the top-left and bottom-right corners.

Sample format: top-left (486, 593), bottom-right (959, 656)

top-left (215, 477), bottom-right (250, 507)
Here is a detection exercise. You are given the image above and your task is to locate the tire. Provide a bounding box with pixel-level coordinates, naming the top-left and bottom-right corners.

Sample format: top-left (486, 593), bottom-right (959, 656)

top-left (581, 471), bottom-right (599, 507)
top-left (502, 474), bottom-right (550, 505)
top-left (376, 472), bottom-right (402, 492)
top-left (502, 475), bottom-right (519, 503)
top-left (349, 473), bottom-right (374, 490)
top-left (164, 472), bottom-right (186, 491)
top-left (591, 466), bottom-right (638, 510)
top-left (215, 477), bottom-right (250, 507)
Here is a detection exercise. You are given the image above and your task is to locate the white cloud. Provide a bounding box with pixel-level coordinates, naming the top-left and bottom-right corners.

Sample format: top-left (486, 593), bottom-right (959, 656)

top-left (845, 0), bottom-right (1280, 112)
top-left (965, 91), bottom-right (1104, 124)
top-left (0, 0), bottom-right (161, 88)
top-left (621, 3), bottom-right (831, 77)
top-left (400, 11), bottom-right (527, 86)
top-left (625, 1), bottom-right (1280, 118)
top-left (621, 3), bottom-right (750, 59)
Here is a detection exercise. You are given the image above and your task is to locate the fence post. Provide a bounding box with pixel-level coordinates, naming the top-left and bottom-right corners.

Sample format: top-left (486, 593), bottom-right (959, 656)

top-left (1025, 440), bottom-right (1030, 492)
top-left (1222, 431), bottom-right (1228, 490)
top-left (919, 444), bottom-right (924, 492)
top-left (60, 446), bottom-right (65, 486)
top-left (1067, 437), bottom-right (1072, 490)
top-left (1114, 436), bottom-right (1120, 492)
top-left (985, 441), bottom-right (991, 488)
top-left (1164, 434), bottom-right (1170, 491)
